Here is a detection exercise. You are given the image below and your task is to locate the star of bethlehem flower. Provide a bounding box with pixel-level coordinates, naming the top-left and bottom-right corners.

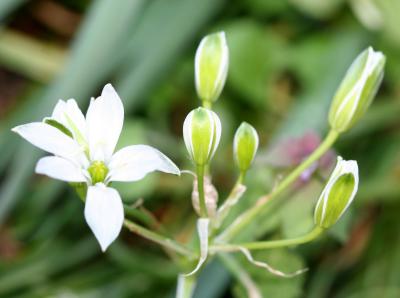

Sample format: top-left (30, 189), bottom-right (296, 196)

top-left (12, 84), bottom-right (180, 251)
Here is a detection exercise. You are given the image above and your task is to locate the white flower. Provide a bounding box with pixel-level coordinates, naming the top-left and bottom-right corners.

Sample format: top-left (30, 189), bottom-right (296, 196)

top-left (12, 84), bottom-right (180, 251)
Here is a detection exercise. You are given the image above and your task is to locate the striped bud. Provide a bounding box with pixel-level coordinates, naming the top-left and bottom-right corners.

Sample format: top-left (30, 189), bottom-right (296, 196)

top-left (233, 122), bottom-right (259, 173)
top-left (195, 31), bottom-right (229, 104)
top-left (329, 47), bottom-right (385, 133)
top-left (183, 107), bottom-right (221, 166)
top-left (314, 157), bottom-right (359, 229)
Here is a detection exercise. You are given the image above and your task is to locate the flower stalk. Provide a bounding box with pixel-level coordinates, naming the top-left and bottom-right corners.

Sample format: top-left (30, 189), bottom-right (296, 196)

top-left (211, 226), bottom-right (324, 253)
top-left (216, 129), bottom-right (339, 242)
top-left (196, 164), bottom-right (208, 218)
top-left (176, 274), bottom-right (197, 298)
top-left (124, 219), bottom-right (195, 259)
top-left (213, 174), bottom-right (246, 229)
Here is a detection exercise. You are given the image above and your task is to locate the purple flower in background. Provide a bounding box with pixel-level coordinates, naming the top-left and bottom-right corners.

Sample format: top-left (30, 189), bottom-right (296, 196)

top-left (260, 131), bottom-right (336, 185)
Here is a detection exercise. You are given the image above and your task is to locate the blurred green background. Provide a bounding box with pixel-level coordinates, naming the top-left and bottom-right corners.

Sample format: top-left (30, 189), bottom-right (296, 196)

top-left (0, 0), bottom-right (400, 297)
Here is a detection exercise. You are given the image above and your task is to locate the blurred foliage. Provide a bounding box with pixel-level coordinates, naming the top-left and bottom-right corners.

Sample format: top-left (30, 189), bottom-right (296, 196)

top-left (0, 0), bottom-right (400, 297)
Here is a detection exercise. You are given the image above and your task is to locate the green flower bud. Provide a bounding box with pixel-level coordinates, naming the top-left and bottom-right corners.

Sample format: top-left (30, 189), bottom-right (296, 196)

top-left (88, 161), bottom-right (109, 184)
top-left (329, 47), bottom-right (385, 133)
top-left (314, 157), bottom-right (359, 229)
top-left (183, 107), bottom-right (221, 166)
top-left (195, 31), bottom-right (229, 104)
top-left (233, 122), bottom-right (259, 173)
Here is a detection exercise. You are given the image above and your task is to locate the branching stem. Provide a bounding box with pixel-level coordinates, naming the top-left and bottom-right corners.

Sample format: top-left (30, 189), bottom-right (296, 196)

top-left (217, 130), bottom-right (339, 242)
top-left (123, 219), bottom-right (195, 259)
top-left (211, 226), bottom-right (324, 252)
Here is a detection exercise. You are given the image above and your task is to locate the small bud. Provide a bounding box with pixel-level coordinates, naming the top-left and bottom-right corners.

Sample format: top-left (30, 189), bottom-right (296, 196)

top-left (195, 31), bottom-right (229, 104)
top-left (329, 47), bottom-right (385, 133)
top-left (88, 161), bottom-right (109, 184)
top-left (233, 122), bottom-right (259, 173)
top-left (314, 157), bottom-right (359, 229)
top-left (183, 107), bottom-right (222, 166)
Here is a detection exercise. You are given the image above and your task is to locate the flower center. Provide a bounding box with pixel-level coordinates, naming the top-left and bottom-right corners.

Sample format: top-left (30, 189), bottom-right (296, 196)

top-left (88, 161), bottom-right (109, 184)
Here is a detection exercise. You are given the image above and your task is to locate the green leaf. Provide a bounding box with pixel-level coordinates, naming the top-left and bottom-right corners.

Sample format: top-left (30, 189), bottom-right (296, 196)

top-left (225, 20), bottom-right (286, 106)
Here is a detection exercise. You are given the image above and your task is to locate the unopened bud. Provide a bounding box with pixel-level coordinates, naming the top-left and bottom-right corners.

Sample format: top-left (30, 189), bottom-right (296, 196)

top-left (233, 122), bottom-right (259, 173)
top-left (329, 47), bottom-right (385, 133)
top-left (314, 157), bottom-right (359, 229)
top-left (195, 31), bottom-right (229, 104)
top-left (183, 107), bottom-right (221, 166)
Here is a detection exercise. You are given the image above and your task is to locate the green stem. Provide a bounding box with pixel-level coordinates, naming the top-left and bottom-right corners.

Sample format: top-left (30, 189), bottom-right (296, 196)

top-left (214, 173), bottom-right (245, 229)
top-left (196, 164), bottom-right (208, 218)
top-left (123, 219), bottom-right (194, 259)
top-left (202, 101), bottom-right (212, 109)
top-left (176, 274), bottom-right (197, 298)
top-left (237, 172), bottom-right (245, 185)
top-left (212, 226), bottom-right (324, 252)
top-left (217, 129), bottom-right (339, 242)
top-left (124, 204), bottom-right (156, 227)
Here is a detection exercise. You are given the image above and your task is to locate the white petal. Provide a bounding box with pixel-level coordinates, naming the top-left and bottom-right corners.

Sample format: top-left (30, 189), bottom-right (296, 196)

top-left (35, 156), bottom-right (87, 182)
top-left (51, 100), bottom-right (68, 123)
top-left (337, 159), bottom-right (359, 217)
top-left (316, 156), bottom-right (359, 223)
top-left (210, 110), bottom-right (222, 158)
top-left (213, 32), bottom-right (229, 99)
top-left (86, 84), bottom-right (124, 162)
top-left (182, 111), bottom-right (195, 160)
top-left (108, 145), bottom-right (180, 182)
top-left (12, 122), bottom-right (87, 165)
top-left (51, 99), bottom-right (87, 143)
top-left (84, 184), bottom-right (124, 252)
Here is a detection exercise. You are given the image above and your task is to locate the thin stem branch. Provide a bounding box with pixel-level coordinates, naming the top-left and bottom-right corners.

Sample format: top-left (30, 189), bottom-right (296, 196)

top-left (196, 164), bottom-right (208, 218)
top-left (202, 101), bottom-right (212, 109)
top-left (124, 204), bottom-right (158, 228)
top-left (211, 226), bottom-right (324, 252)
top-left (216, 130), bottom-right (339, 242)
top-left (218, 253), bottom-right (262, 298)
top-left (214, 173), bottom-right (246, 229)
top-left (123, 219), bottom-right (195, 259)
